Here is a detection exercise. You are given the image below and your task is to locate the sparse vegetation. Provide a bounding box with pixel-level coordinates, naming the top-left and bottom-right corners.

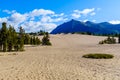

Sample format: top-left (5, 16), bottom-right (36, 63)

top-left (99, 36), bottom-right (116, 44)
top-left (82, 53), bottom-right (114, 59)
top-left (42, 32), bottom-right (52, 46)
top-left (0, 22), bottom-right (43, 52)
top-left (75, 32), bottom-right (92, 35)
top-left (29, 30), bottom-right (47, 36)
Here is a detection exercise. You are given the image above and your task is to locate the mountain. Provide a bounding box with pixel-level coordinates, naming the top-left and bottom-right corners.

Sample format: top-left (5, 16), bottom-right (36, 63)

top-left (51, 19), bottom-right (120, 34)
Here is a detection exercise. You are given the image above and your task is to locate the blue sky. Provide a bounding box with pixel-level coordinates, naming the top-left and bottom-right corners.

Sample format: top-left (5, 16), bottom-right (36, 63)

top-left (0, 0), bottom-right (120, 32)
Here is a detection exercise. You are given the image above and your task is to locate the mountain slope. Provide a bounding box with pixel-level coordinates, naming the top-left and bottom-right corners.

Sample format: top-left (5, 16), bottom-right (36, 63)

top-left (51, 19), bottom-right (120, 34)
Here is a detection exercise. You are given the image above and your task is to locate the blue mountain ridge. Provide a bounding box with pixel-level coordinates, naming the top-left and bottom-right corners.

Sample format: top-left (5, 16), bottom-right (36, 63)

top-left (51, 19), bottom-right (120, 34)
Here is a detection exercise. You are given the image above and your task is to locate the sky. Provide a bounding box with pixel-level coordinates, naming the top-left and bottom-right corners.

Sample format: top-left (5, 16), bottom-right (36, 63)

top-left (0, 0), bottom-right (120, 32)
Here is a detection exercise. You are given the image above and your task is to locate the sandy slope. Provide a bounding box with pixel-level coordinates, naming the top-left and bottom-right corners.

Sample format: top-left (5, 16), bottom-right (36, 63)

top-left (0, 34), bottom-right (120, 80)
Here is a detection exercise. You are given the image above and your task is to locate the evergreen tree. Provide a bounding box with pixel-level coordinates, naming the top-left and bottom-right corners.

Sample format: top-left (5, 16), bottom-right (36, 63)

top-left (18, 26), bottom-right (25, 51)
top-left (111, 36), bottom-right (116, 44)
top-left (1, 22), bottom-right (8, 52)
top-left (99, 36), bottom-right (116, 44)
top-left (14, 39), bottom-right (20, 51)
top-left (0, 29), bottom-right (2, 51)
top-left (38, 30), bottom-right (45, 35)
top-left (30, 37), bottom-right (33, 45)
top-left (36, 37), bottom-right (41, 45)
top-left (33, 36), bottom-right (36, 45)
top-left (24, 34), bottom-right (30, 44)
top-left (30, 36), bottom-right (41, 45)
top-left (45, 32), bottom-right (49, 38)
top-left (12, 28), bottom-right (18, 51)
top-left (42, 33), bottom-right (51, 45)
top-left (0, 22), bottom-right (43, 52)
top-left (7, 25), bottom-right (14, 51)
top-left (118, 34), bottom-right (120, 43)
top-left (14, 37), bottom-right (19, 51)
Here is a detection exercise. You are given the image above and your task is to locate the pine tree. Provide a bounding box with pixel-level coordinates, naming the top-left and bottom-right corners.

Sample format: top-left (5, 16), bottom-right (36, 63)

top-left (0, 29), bottom-right (2, 51)
top-left (1, 22), bottom-right (8, 52)
top-left (24, 34), bottom-right (30, 44)
top-left (30, 37), bottom-right (33, 45)
top-left (12, 28), bottom-right (18, 51)
top-left (0, 22), bottom-right (43, 52)
top-left (111, 36), bottom-right (116, 44)
top-left (45, 32), bottom-right (49, 38)
top-left (42, 33), bottom-right (51, 45)
top-left (36, 37), bottom-right (41, 45)
top-left (7, 26), bottom-right (14, 51)
top-left (18, 26), bottom-right (25, 51)
top-left (33, 36), bottom-right (36, 45)
top-left (118, 34), bottom-right (120, 43)
top-left (14, 40), bottom-right (19, 51)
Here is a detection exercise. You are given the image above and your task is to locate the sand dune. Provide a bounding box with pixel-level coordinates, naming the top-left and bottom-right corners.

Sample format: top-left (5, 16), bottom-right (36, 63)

top-left (0, 34), bottom-right (120, 80)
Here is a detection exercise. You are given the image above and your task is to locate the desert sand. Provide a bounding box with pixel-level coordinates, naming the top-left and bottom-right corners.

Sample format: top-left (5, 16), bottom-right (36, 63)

top-left (0, 34), bottom-right (120, 80)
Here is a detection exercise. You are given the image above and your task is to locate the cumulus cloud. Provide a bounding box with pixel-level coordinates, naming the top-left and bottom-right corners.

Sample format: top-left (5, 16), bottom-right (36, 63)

top-left (21, 21), bottom-right (57, 32)
top-left (72, 8), bottom-right (96, 19)
top-left (3, 10), bottom-right (16, 14)
top-left (0, 17), bottom-right (7, 23)
top-left (52, 13), bottom-right (64, 17)
top-left (30, 9), bottom-right (55, 17)
top-left (8, 12), bottom-right (28, 24)
top-left (109, 20), bottom-right (120, 24)
top-left (0, 8), bottom-right (98, 32)
top-left (0, 9), bottom-right (67, 32)
top-left (90, 12), bottom-right (96, 16)
top-left (92, 20), bottom-right (96, 22)
top-left (80, 8), bottom-right (95, 15)
top-left (71, 13), bottom-right (81, 19)
top-left (41, 16), bottom-right (68, 23)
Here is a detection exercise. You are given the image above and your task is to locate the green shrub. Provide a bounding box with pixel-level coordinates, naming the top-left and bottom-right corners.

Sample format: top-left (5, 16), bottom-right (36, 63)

top-left (99, 36), bottom-right (116, 44)
top-left (99, 40), bottom-right (104, 44)
top-left (42, 33), bottom-right (52, 46)
top-left (82, 53), bottom-right (114, 59)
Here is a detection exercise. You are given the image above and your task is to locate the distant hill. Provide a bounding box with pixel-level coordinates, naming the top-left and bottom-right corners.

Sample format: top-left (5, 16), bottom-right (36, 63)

top-left (51, 19), bottom-right (120, 35)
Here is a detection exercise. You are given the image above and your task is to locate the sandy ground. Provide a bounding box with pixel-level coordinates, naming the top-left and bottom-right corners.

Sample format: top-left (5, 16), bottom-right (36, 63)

top-left (0, 34), bottom-right (120, 80)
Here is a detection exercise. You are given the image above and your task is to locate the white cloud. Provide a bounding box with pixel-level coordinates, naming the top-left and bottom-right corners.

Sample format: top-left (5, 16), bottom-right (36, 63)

top-left (0, 9), bottom-right (66, 32)
top-left (30, 9), bottom-right (55, 17)
top-left (21, 21), bottom-right (41, 32)
top-left (92, 20), bottom-right (96, 22)
top-left (3, 10), bottom-right (16, 14)
top-left (0, 8), bottom-right (99, 32)
top-left (40, 16), bottom-right (67, 23)
top-left (52, 17), bottom-right (68, 22)
top-left (53, 13), bottom-right (64, 17)
top-left (90, 12), bottom-right (96, 16)
top-left (41, 23), bottom-right (57, 32)
top-left (97, 8), bottom-right (101, 11)
top-left (109, 20), bottom-right (120, 24)
top-left (81, 8), bottom-right (95, 15)
top-left (41, 16), bottom-right (51, 23)
top-left (8, 12), bottom-right (28, 24)
top-left (71, 13), bottom-right (81, 19)
top-left (21, 21), bottom-right (57, 32)
top-left (0, 17), bottom-right (8, 23)
top-left (83, 19), bottom-right (88, 22)
top-left (72, 8), bottom-right (96, 19)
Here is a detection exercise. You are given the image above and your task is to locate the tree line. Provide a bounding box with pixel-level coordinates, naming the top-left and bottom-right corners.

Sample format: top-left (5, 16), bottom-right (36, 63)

top-left (0, 22), bottom-right (51, 52)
